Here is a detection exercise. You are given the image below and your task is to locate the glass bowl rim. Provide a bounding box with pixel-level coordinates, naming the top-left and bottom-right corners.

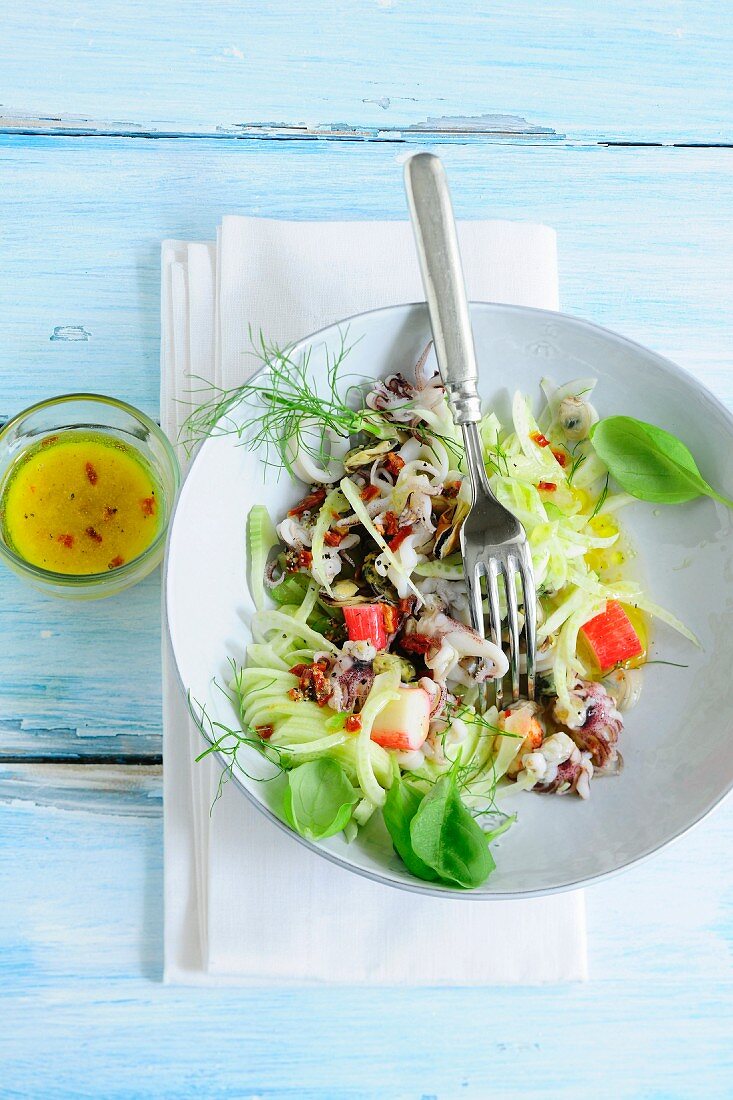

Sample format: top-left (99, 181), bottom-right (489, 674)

top-left (0, 392), bottom-right (180, 585)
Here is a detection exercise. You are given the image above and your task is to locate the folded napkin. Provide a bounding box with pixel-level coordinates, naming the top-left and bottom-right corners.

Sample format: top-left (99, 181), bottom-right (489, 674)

top-left (162, 215), bottom-right (587, 984)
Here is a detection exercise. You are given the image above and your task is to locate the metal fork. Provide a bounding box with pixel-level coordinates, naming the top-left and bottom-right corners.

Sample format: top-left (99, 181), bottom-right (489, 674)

top-left (404, 152), bottom-right (536, 707)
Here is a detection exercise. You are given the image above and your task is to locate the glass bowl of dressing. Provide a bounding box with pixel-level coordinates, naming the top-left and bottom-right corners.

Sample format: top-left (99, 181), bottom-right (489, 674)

top-left (0, 394), bottom-right (180, 599)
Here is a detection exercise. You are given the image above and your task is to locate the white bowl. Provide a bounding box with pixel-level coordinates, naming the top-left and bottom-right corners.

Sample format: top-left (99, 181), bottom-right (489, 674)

top-left (166, 303), bottom-right (733, 897)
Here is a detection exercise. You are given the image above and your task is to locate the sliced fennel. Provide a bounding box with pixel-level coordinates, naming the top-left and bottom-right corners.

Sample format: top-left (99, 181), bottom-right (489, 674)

top-left (246, 504), bottom-right (279, 611)
top-left (339, 475), bottom-right (422, 602)
top-left (352, 668), bottom-right (402, 806)
top-left (310, 487), bottom-right (348, 593)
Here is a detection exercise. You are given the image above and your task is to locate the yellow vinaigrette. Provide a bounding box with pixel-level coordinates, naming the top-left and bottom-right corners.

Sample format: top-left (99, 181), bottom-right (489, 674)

top-left (0, 432), bottom-right (161, 575)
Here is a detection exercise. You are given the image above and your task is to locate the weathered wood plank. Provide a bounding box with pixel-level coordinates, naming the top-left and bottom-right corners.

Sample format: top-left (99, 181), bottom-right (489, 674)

top-left (0, 762), bottom-right (162, 814)
top-left (2, 1), bottom-right (732, 142)
top-left (1, 134), bottom-right (731, 758)
top-left (1, 135), bottom-right (731, 415)
top-left (0, 772), bottom-right (730, 1096)
top-left (1, 111), bottom-right (566, 143)
top-left (0, 565), bottom-right (163, 756)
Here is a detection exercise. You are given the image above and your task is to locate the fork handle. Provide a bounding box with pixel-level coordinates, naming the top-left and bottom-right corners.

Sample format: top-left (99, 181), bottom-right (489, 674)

top-left (404, 152), bottom-right (482, 425)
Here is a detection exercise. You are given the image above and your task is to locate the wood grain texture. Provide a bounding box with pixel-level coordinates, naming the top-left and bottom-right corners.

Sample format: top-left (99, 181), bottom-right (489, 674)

top-left (2, 135), bottom-right (731, 421)
top-left (1, 1), bottom-right (732, 142)
top-left (1, 134), bottom-right (731, 755)
top-left (0, 565), bottom-right (162, 759)
top-left (2, 4), bottom-right (733, 1086)
top-left (0, 770), bottom-right (731, 1096)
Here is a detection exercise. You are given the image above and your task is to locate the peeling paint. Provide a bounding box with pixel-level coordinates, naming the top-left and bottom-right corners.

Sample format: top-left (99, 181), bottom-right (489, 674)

top-left (50, 325), bottom-right (91, 341)
top-left (0, 110), bottom-right (563, 143)
top-left (0, 763), bottom-right (162, 816)
top-left (407, 113), bottom-right (556, 135)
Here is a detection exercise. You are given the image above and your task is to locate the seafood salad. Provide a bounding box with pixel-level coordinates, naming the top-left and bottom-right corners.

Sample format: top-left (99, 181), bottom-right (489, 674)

top-left (197, 341), bottom-right (696, 890)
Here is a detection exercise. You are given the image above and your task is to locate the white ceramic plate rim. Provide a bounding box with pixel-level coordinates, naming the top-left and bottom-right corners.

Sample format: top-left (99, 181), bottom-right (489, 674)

top-left (165, 301), bottom-right (733, 899)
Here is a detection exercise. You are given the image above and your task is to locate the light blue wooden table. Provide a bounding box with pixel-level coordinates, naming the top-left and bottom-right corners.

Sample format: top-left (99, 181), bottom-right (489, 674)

top-left (1, 3), bottom-right (732, 1096)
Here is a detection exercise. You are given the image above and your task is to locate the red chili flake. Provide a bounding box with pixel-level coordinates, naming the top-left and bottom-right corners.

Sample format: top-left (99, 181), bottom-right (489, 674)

top-left (140, 497), bottom-right (156, 517)
top-left (443, 481), bottom-right (461, 498)
top-left (530, 432), bottom-right (550, 448)
top-left (57, 533), bottom-right (74, 548)
top-left (398, 597), bottom-right (415, 615)
top-left (85, 462), bottom-right (98, 485)
top-left (85, 526), bottom-right (103, 543)
top-left (104, 506), bottom-right (118, 519)
top-left (382, 604), bottom-right (399, 634)
top-left (383, 452), bottom-right (405, 478)
top-left (345, 715), bottom-right (362, 733)
top-left (289, 660), bottom-right (333, 706)
top-left (552, 449), bottom-right (568, 468)
top-left (360, 484), bottom-right (380, 502)
top-left (311, 672), bottom-right (332, 707)
top-left (387, 525), bottom-right (413, 552)
top-left (108, 555), bottom-right (125, 569)
top-left (537, 481), bottom-right (557, 492)
top-left (323, 527), bottom-right (346, 547)
top-left (382, 511), bottom-right (400, 538)
top-left (41, 435), bottom-right (59, 447)
top-left (298, 549), bottom-right (313, 570)
top-left (256, 725), bottom-right (274, 741)
top-left (503, 709), bottom-right (512, 718)
top-left (400, 632), bottom-right (433, 655)
top-left (288, 488), bottom-right (326, 518)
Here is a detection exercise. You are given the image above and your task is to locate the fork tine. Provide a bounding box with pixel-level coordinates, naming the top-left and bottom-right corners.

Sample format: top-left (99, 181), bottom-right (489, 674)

top-left (502, 557), bottom-right (521, 702)
top-left (515, 548), bottom-right (537, 701)
top-left (485, 560), bottom-right (504, 711)
top-left (465, 560), bottom-right (489, 714)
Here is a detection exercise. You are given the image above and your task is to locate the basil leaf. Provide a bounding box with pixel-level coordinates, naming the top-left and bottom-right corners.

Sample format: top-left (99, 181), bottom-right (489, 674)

top-left (410, 772), bottom-right (495, 889)
top-left (590, 416), bottom-right (733, 508)
top-left (383, 773), bottom-right (440, 883)
top-left (283, 758), bottom-right (358, 841)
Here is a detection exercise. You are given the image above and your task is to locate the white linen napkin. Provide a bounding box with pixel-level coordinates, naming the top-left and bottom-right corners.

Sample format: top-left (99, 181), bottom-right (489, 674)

top-left (162, 216), bottom-right (588, 984)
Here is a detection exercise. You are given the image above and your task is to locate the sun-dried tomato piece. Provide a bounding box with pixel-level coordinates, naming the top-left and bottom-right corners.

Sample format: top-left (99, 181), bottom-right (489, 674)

top-left (289, 659), bottom-right (333, 706)
top-left (382, 604), bottom-right (399, 634)
top-left (383, 452), bottom-right (405, 478)
top-left (387, 525), bottom-right (413, 552)
top-left (381, 511), bottom-right (400, 538)
top-left (288, 488), bottom-right (326, 517)
top-left (399, 632), bottom-right (433, 655)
